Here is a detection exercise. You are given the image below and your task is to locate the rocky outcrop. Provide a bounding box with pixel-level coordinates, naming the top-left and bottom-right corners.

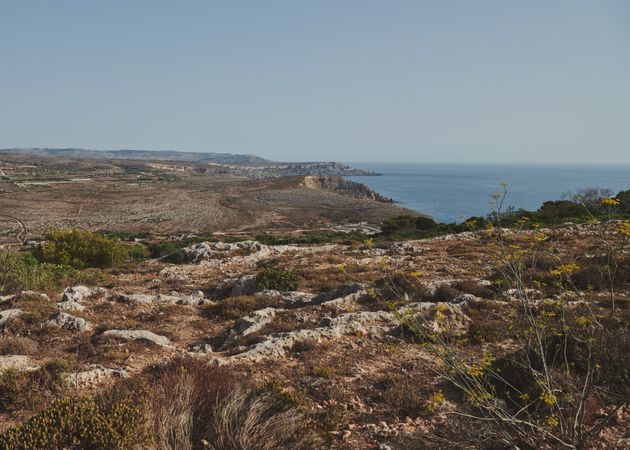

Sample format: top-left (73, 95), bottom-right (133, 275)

top-left (213, 302), bottom-right (469, 363)
top-left (223, 307), bottom-right (281, 349)
top-left (98, 329), bottom-right (173, 348)
top-left (66, 366), bottom-right (128, 388)
top-left (62, 286), bottom-right (105, 303)
top-left (169, 241), bottom-right (270, 264)
top-left (55, 300), bottom-right (86, 312)
top-left (116, 290), bottom-right (207, 306)
top-left (214, 275), bottom-right (257, 299)
top-left (46, 312), bottom-right (93, 332)
top-left (0, 308), bottom-right (24, 326)
top-left (301, 176), bottom-right (391, 202)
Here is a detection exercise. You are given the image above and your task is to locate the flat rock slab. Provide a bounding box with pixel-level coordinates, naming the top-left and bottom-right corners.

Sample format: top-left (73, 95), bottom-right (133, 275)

top-left (0, 355), bottom-right (35, 371)
top-left (98, 329), bottom-right (173, 348)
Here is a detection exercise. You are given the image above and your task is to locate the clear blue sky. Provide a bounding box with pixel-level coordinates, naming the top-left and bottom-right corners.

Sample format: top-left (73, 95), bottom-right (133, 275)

top-left (1, 0), bottom-right (629, 163)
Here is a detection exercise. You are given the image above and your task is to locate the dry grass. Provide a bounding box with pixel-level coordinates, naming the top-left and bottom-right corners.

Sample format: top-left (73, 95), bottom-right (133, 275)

top-left (0, 337), bottom-right (39, 355)
top-left (207, 389), bottom-right (307, 450)
top-left (147, 357), bottom-right (239, 450)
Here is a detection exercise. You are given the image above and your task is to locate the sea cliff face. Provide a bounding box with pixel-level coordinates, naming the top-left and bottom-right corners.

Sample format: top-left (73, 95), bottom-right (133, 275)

top-left (300, 175), bottom-right (392, 202)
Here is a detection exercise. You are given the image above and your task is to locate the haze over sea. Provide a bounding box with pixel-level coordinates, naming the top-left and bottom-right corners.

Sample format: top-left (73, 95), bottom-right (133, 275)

top-left (347, 163), bottom-right (630, 224)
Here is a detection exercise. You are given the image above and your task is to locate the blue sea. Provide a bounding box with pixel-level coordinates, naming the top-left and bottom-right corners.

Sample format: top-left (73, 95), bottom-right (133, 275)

top-left (347, 163), bottom-right (630, 224)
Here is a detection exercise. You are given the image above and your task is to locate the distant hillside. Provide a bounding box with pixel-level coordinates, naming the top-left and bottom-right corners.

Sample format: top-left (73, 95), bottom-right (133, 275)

top-left (0, 148), bottom-right (268, 164)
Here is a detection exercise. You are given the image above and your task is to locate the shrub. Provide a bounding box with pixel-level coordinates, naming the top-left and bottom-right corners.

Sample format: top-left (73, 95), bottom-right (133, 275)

top-left (0, 396), bottom-right (150, 449)
top-left (254, 268), bottom-right (300, 293)
top-left (33, 228), bottom-right (130, 269)
top-left (0, 359), bottom-right (70, 413)
top-left (0, 249), bottom-right (84, 294)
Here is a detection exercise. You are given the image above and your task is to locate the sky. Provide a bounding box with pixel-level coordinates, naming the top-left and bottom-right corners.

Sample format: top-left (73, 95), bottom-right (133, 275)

top-left (1, 1), bottom-right (629, 163)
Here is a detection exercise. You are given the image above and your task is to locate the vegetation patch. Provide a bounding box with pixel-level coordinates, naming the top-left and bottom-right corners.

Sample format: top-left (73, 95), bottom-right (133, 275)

top-left (254, 267), bottom-right (301, 293)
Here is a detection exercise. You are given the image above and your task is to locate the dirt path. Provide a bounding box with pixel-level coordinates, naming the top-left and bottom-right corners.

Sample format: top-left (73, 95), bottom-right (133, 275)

top-left (0, 213), bottom-right (27, 244)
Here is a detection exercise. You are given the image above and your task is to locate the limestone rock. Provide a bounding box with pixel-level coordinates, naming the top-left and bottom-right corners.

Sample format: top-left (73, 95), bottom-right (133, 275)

top-left (47, 312), bottom-right (93, 332)
top-left (223, 307), bottom-right (281, 348)
top-left (214, 275), bottom-right (257, 299)
top-left (66, 366), bottom-right (128, 387)
top-left (98, 329), bottom-right (173, 348)
top-left (451, 293), bottom-right (482, 304)
top-left (62, 286), bottom-right (105, 303)
top-left (55, 300), bottom-right (86, 312)
top-left (171, 241), bottom-right (269, 264)
top-left (0, 308), bottom-right (24, 326)
top-left (313, 283), bottom-right (366, 304)
top-left (0, 355), bottom-right (35, 371)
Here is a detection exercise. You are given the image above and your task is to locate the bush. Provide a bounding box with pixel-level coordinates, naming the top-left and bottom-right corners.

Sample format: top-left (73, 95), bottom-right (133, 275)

top-left (0, 360), bottom-right (70, 413)
top-left (33, 228), bottom-right (130, 269)
top-left (0, 249), bottom-right (84, 294)
top-left (254, 268), bottom-right (300, 293)
top-left (0, 396), bottom-right (150, 449)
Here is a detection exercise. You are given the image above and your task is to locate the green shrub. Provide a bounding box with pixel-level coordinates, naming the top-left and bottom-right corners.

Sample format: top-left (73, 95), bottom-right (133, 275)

top-left (254, 268), bottom-right (300, 293)
top-left (0, 360), bottom-right (70, 413)
top-left (0, 396), bottom-right (150, 449)
top-left (0, 249), bottom-right (84, 294)
top-left (33, 229), bottom-right (129, 269)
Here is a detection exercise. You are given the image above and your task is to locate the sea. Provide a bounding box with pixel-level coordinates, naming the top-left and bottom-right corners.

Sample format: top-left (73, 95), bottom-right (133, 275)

top-left (346, 163), bottom-right (630, 224)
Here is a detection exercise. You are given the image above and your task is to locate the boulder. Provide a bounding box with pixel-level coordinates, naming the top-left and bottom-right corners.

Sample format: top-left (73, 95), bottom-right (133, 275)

top-left (98, 329), bottom-right (173, 348)
top-left (66, 366), bottom-right (128, 388)
top-left (214, 275), bottom-right (257, 299)
top-left (55, 300), bottom-right (86, 312)
top-left (0, 308), bottom-right (24, 326)
top-left (62, 286), bottom-right (105, 303)
top-left (177, 290), bottom-right (206, 306)
top-left (47, 312), bottom-right (93, 332)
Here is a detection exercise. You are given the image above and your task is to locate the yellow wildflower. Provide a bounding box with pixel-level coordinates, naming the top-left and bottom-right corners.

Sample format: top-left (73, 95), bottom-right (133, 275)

top-left (550, 264), bottom-right (579, 277)
top-left (575, 316), bottom-right (590, 326)
top-left (616, 221), bottom-right (630, 238)
top-left (540, 391), bottom-right (556, 405)
top-left (601, 197), bottom-right (620, 206)
top-left (426, 390), bottom-right (446, 412)
top-left (546, 416), bottom-right (559, 427)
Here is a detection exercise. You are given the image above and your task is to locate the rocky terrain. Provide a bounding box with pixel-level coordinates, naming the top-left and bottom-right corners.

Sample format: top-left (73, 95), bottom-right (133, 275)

top-left (0, 224), bottom-right (628, 448)
top-left (0, 153), bottom-right (413, 245)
